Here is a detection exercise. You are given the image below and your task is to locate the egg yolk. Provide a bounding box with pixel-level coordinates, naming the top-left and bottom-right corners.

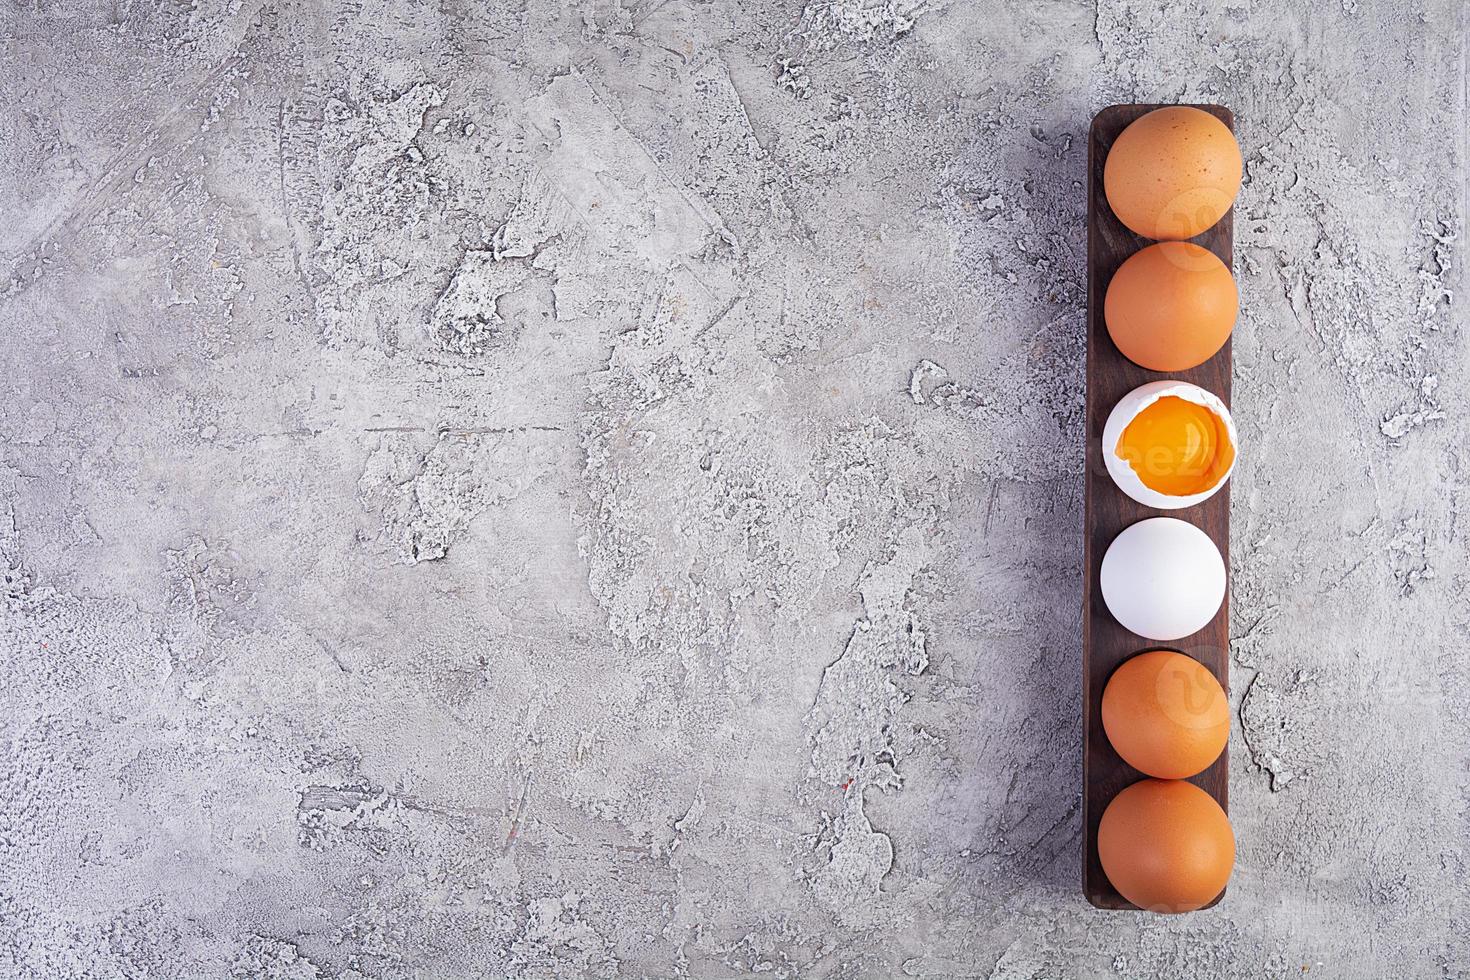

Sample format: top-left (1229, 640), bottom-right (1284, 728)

top-left (1116, 396), bottom-right (1235, 496)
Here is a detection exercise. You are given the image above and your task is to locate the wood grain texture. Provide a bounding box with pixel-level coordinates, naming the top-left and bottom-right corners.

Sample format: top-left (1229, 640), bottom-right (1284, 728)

top-left (1083, 104), bottom-right (1234, 911)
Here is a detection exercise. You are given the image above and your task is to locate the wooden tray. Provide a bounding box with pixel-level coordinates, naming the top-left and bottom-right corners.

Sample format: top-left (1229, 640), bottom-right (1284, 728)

top-left (1082, 104), bottom-right (1234, 910)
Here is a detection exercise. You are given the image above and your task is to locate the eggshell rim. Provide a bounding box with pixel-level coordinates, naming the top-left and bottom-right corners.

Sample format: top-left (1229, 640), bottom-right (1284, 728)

top-left (1102, 380), bottom-right (1238, 511)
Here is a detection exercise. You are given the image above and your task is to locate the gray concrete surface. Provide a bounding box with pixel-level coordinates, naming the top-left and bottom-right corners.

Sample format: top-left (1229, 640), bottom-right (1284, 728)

top-left (1, 1), bottom-right (1466, 977)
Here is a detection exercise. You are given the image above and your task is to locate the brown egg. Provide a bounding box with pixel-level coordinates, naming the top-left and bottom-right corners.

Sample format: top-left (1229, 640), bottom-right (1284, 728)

top-left (1104, 106), bottom-right (1242, 241)
top-left (1098, 779), bottom-right (1235, 913)
top-left (1105, 242), bottom-right (1237, 372)
top-left (1102, 650), bottom-right (1229, 778)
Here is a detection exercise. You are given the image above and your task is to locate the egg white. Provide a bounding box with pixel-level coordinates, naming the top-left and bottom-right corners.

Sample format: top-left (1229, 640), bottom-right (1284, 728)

top-left (1102, 380), bottom-right (1237, 510)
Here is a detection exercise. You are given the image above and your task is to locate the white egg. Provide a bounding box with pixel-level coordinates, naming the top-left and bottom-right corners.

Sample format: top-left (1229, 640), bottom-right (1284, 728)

top-left (1102, 380), bottom-right (1237, 510)
top-left (1100, 517), bottom-right (1226, 641)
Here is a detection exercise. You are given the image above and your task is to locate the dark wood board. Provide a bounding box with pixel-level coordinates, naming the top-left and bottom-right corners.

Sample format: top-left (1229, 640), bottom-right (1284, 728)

top-left (1082, 104), bottom-right (1234, 911)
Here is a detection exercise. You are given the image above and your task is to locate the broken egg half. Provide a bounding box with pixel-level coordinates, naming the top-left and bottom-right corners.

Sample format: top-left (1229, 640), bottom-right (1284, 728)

top-left (1103, 381), bottom-right (1237, 510)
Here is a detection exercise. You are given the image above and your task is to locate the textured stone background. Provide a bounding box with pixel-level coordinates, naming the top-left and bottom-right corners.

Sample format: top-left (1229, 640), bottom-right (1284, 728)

top-left (1, 1), bottom-right (1466, 977)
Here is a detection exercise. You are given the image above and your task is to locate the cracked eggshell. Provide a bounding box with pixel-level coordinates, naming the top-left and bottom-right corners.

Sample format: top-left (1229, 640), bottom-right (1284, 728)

top-left (1100, 517), bottom-right (1226, 641)
top-left (1102, 380), bottom-right (1237, 510)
